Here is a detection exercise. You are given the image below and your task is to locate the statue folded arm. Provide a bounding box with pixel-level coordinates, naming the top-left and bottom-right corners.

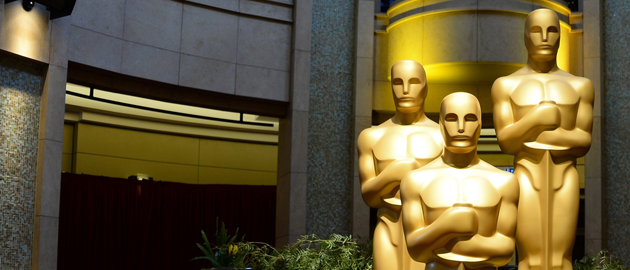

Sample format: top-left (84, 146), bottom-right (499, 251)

top-left (358, 131), bottom-right (419, 211)
top-left (401, 173), bottom-right (479, 263)
top-left (491, 79), bottom-right (562, 155)
top-left (447, 175), bottom-right (520, 267)
top-left (535, 81), bottom-right (594, 158)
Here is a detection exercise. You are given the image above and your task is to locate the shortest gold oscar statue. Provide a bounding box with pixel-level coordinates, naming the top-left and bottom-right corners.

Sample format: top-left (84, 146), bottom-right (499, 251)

top-left (401, 93), bottom-right (519, 270)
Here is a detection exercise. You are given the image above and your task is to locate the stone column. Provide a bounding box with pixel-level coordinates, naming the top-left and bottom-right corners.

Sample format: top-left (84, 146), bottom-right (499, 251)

top-left (33, 15), bottom-right (70, 270)
top-left (352, 0), bottom-right (374, 240)
top-left (602, 0), bottom-right (630, 265)
top-left (582, 0), bottom-right (604, 257)
top-left (276, 0), bottom-right (312, 247)
top-left (305, 0), bottom-right (358, 238)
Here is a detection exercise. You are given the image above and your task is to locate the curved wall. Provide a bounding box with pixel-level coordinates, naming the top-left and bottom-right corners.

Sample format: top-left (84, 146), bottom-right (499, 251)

top-left (387, 0), bottom-right (571, 84)
top-left (374, 0), bottom-right (576, 115)
top-left (68, 0), bottom-right (293, 103)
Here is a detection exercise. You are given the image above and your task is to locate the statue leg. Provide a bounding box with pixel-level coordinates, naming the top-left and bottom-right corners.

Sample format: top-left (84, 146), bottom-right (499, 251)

top-left (551, 165), bottom-right (579, 270)
top-left (514, 164), bottom-right (543, 270)
top-left (374, 214), bottom-right (402, 270)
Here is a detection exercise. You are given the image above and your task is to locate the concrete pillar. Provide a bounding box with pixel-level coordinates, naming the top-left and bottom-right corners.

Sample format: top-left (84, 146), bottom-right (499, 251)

top-left (582, 0), bottom-right (604, 257)
top-left (352, 0), bottom-right (374, 240)
top-left (275, 0), bottom-right (312, 247)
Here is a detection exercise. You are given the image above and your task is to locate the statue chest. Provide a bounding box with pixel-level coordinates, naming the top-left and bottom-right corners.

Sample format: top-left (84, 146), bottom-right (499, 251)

top-left (510, 78), bottom-right (580, 128)
top-left (420, 176), bottom-right (502, 235)
top-left (372, 130), bottom-right (442, 174)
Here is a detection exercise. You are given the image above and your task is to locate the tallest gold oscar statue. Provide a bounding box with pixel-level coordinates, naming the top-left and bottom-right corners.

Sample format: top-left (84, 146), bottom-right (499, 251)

top-left (492, 9), bottom-right (594, 270)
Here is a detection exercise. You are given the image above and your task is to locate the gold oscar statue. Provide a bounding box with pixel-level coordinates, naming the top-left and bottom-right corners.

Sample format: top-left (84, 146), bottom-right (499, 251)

top-left (401, 92), bottom-right (519, 270)
top-left (491, 8), bottom-right (594, 270)
top-left (358, 60), bottom-right (443, 270)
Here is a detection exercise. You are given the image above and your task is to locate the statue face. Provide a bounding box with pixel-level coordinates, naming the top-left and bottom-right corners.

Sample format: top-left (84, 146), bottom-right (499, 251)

top-left (524, 9), bottom-right (560, 62)
top-left (391, 60), bottom-right (428, 113)
top-left (440, 93), bottom-right (481, 153)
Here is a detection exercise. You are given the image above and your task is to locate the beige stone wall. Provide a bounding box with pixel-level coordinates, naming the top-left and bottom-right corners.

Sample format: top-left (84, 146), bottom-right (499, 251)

top-left (68, 0), bottom-right (293, 102)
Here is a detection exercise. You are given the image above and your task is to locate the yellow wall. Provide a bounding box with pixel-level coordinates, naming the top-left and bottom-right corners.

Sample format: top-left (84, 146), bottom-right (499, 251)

top-left (63, 123), bottom-right (277, 185)
top-left (62, 124), bottom-right (74, 173)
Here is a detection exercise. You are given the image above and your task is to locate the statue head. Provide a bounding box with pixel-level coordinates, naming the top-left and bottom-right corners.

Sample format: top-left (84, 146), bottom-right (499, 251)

top-left (439, 92), bottom-right (481, 154)
top-left (524, 8), bottom-right (560, 63)
top-left (391, 60), bottom-right (428, 114)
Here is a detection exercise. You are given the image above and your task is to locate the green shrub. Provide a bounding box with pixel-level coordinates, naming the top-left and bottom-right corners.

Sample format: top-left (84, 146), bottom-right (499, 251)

top-left (193, 220), bottom-right (373, 270)
top-left (239, 234), bottom-right (373, 270)
top-left (574, 250), bottom-right (629, 270)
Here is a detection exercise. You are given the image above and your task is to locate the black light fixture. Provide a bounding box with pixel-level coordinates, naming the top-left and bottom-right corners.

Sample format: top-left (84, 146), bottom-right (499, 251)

top-left (4, 0), bottom-right (76, 19)
top-left (22, 0), bottom-right (34, 11)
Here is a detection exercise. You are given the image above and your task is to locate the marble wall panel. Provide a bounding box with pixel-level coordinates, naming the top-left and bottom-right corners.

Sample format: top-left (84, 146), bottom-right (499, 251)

top-left (71, 0), bottom-right (125, 38)
top-left (239, 0), bottom-right (293, 22)
top-left (123, 0), bottom-right (183, 52)
top-left (69, 25), bottom-right (123, 73)
top-left (50, 17), bottom-right (71, 69)
top-left (185, 0), bottom-right (239, 12)
top-left (0, 55), bottom-right (43, 270)
top-left (293, 0), bottom-right (313, 52)
top-left (121, 41), bottom-right (180, 85)
top-left (33, 216), bottom-right (59, 270)
top-left (356, 1), bottom-right (375, 58)
top-left (237, 17), bottom-right (291, 71)
top-left (179, 54), bottom-right (236, 94)
top-left (235, 65), bottom-right (289, 101)
top-left (181, 5), bottom-right (239, 63)
top-left (355, 57), bottom-right (373, 117)
top-left (291, 50), bottom-right (311, 111)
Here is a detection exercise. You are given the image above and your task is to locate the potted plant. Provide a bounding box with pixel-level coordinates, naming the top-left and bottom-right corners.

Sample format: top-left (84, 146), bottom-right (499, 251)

top-left (192, 219), bottom-right (251, 270)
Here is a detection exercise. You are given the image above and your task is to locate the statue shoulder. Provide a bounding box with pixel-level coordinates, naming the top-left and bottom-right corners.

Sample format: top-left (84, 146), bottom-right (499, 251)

top-left (358, 126), bottom-right (384, 150)
top-left (405, 158), bottom-right (444, 180)
top-left (491, 76), bottom-right (519, 96)
top-left (477, 161), bottom-right (519, 200)
top-left (573, 76), bottom-right (595, 100)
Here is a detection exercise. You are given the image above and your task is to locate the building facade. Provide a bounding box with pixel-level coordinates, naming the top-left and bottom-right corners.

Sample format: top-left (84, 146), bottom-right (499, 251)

top-left (0, 0), bottom-right (627, 269)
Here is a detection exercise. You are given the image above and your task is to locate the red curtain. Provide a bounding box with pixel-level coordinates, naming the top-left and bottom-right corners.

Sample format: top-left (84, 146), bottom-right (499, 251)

top-left (57, 173), bottom-right (276, 270)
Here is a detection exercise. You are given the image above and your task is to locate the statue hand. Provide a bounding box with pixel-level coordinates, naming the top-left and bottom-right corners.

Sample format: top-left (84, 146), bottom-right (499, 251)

top-left (532, 102), bottom-right (561, 129)
top-left (445, 206), bottom-right (478, 236)
top-left (381, 158), bottom-right (421, 181)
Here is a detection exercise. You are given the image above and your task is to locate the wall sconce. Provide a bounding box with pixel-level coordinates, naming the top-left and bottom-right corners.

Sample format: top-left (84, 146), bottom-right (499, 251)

top-left (22, 0), bottom-right (34, 11)
top-left (4, 0), bottom-right (77, 19)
